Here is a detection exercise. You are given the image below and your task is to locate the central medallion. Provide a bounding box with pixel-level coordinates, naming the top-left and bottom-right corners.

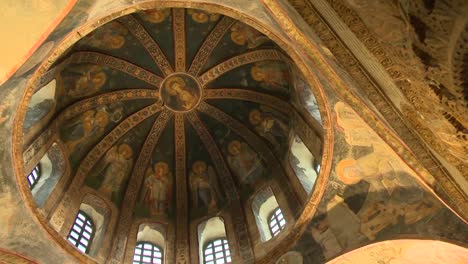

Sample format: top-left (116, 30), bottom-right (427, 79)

top-left (160, 73), bottom-right (202, 112)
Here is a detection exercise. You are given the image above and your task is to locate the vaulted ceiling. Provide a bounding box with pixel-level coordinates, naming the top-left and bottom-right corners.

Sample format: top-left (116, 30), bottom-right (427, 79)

top-left (23, 7), bottom-right (314, 234)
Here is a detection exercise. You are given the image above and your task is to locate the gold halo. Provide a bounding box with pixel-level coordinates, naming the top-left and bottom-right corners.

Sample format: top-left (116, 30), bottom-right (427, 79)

top-left (192, 160), bottom-right (207, 173)
top-left (228, 140), bottom-right (242, 155)
top-left (154, 161), bottom-right (169, 174)
top-left (118, 144), bottom-right (133, 159)
top-left (335, 159), bottom-right (361, 185)
top-left (249, 109), bottom-right (262, 125)
top-left (159, 72), bottom-right (202, 113)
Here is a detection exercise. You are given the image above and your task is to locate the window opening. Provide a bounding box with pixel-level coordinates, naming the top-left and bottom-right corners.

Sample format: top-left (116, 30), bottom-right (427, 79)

top-left (133, 242), bottom-right (163, 264)
top-left (269, 207), bottom-right (286, 237)
top-left (27, 165), bottom-right (41, 189)
top-left (203, 238), bottom-right (231, 264)
top-left (67, 210), bottom-right (94, 254)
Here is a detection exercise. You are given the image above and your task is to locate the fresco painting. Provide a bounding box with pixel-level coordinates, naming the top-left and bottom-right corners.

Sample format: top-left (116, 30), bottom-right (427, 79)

top-left (248, 106), bottom-right (289, 149)
top-left (140, 9), bottom-right (171, 24)
top-left (59, 64), bottom-right (107, 100)
top-left (230, 22), bottom-right (269, 49)
top-left (160, 74), bottom-right (201, 112)
top-left (80, 21), bottom-right (128, 50)
top-left (60, 100), bottom-right (156, 167)
top-left (189, 161), bottom-right (220, 210)
top-left (84, 116), bottom-right (156, 206)
top-left (185, 8), bottom-right (220, 64)
top-left (293, 73), bottom-right (322, 124)
top-left (289, 135), bottom-right (317, 194)
top-left (292, 101), bottom-right (467, 263)
top-left (205, 64), bottom-right (291, 100)
top-left (135, 9), bottom-right (175, 67)
top-left (226, 140), bottom-right (265, 186)
top-left (0, 103), bottom-right (10, 126)
top-left (201, 21), bottom-right (274, 74)
top-left (329, 240), bottom-right (468, 264)
top-left (141, 161), bottom-right (173, 216)
top-left (134, 118), bottom-right (175, 219)
top-left (187, 9), bottom-right (220, 23)
top-left (23, 80), bottom-right (56, 130)
top-left (185, 123), bottom-right (225, 219)
top-left (95, 143), bottom-right (134, 200)
top-left (207, 100), bottom-right (290, 155)
top-left (250, 61), bottom-right (290, 93)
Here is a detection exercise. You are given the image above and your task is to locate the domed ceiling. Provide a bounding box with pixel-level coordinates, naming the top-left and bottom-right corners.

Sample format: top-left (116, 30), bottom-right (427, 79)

top-left (37, 7), bottom-right (307, 222)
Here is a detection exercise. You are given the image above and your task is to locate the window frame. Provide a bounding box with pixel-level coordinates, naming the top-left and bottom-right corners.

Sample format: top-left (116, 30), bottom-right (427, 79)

top-left (203, 237), bottom-right (232, 264)
top-left (67, 210), bottom-right (95, 254)
top-left (27, 164), bottom-right (41, 190)
top-left (268, 207), bottom-right (286, 237)
top-left (132, 241), bottom-right (164, 264)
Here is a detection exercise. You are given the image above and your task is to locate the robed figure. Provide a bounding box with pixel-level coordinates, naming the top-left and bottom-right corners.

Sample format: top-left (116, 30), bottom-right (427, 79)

top-left (141, 161), bottom-right (172, 215)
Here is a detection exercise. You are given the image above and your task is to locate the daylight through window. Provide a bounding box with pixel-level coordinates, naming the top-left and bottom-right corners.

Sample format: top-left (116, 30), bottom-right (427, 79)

top-left (27, 165), bottom-right (41, 189)
top-left (269, 207), bottom-right (286, 237)
top-left (67, 211), bottom-right (94, 254)
top-left (133, 242), bottom-right (163, 264)
top-left (204, 238), bottom-right (231, 264)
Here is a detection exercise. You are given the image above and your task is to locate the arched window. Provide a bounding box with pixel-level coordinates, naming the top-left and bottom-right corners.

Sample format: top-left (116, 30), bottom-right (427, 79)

top-left (133, 242), bottom-right (163, 264)
top-left (27, 165), bottom-right (41, 189)
top-left (268, 207), bottom-right (286, 237)
top-left (67, 210), bottom-right (94, 254)
top-left (203, 238), bottom-right (231, 264)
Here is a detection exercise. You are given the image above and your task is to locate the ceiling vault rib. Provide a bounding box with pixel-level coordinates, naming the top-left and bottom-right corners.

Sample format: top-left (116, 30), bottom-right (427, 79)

top-left (186, 112), bottom-right (255, 264)
top-left (173, 9), bottom-right (186, 72)
top-left (23, 88), bottom-right (159, 152)
top-left (63, 103), bottom-right (162, 204)
top-left (197, 102), bottom-right (282, 176)
top-left (69, 51), bottom-right (164, 87)
top-left (204, 88), bottom-right (294, 114)
top-left (196, 102), bottom-right (302, 251)
top-left (118, 15), bottom-right (174, 76)
top-left (109, 109), bottom-right (173, 263)
top-left (198, 49), bottom-right (282, 87)
top-left (187, 17), bottom-right (235, 76)
top-left (174, 113), bottom-right (189, 263)
top-left (57, 89), bottom-right (159, 123)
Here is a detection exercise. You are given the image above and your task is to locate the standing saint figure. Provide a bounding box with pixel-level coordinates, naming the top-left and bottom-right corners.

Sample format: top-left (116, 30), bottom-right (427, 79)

top-left (226, 140), bottom-right (264, 185)
top-left (250, 61), bottom-right (290, 92)
top-left (230, 22), bottom-right (269, 48)
top-left (63, 109), bottom-right (110, 154)
top-left (141, 161), bottom-right (172, 215)
top-left (97, 143), bottom-right (133, 201)
top-left (249, 107), bottom-right (288, 147)
top-left (189, 161), bottom-right (220, 210)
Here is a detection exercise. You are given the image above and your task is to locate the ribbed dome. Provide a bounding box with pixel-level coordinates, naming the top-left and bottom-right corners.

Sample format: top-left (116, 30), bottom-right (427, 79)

top-left (49, 8), bottom-right (294, 216)
top-left (20, 7), bottom-right (323, 263)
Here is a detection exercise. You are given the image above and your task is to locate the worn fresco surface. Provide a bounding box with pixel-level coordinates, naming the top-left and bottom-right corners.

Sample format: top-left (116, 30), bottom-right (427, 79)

top-left (0, 0), bottom-right (465, 263)
top-left (329, 239), bottom-right (468, 264)
top-left (291, 101), bottom-right (468, 263)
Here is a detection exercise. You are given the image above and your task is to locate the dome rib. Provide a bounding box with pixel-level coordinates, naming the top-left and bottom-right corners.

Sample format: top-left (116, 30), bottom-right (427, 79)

top-left (118, 15), bottom-right (174, 76)
top-left (198, 49), bottom-right (282, 87)
top-left (197, 102), bottom-right (283, 169)
top-left (188, 16), bottom-right (235, 76)
top-left (68, 51), bottom-right (164, 87)
top-left (204, 88), bottom-right (292, 114)
top-left (185, 111), bottom-right (255, 262)
top-left (109, 109), bottom-right (173, 261)
top-left (173, 8), bottom-right (186, 72)
top-left (22, 7), bottom-right (304, 263)
top-left (67, 103), bottom-right (162, 199)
